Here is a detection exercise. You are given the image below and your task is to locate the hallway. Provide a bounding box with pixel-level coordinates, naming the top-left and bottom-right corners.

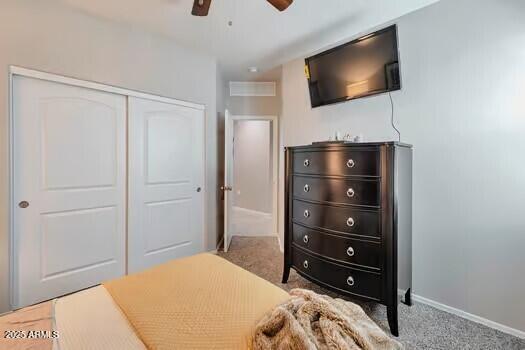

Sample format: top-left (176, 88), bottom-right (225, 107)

top-left (231, 206), bottom-right (273, 236)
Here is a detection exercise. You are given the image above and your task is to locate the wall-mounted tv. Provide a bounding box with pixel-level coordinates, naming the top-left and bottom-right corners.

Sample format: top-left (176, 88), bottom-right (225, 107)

top-left (305, 25), bottom-right (401, 108)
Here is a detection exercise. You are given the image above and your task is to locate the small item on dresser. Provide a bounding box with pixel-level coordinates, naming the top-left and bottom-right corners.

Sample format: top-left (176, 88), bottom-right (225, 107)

top-left (252, 288), bottom-right (404, 350)
top-left (343, 133), bottom-right (353, 142)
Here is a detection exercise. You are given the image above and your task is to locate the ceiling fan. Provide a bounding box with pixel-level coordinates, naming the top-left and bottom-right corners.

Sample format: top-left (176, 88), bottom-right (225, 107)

top-left (192, 0), bottom-right (293, 16)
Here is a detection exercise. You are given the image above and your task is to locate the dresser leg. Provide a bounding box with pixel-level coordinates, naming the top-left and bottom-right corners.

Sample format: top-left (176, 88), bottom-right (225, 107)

top-left (281, 265), bottom-right (290, 283)
top-left (387, 304), bottom-right (399, 337)
top-left (403, 288), bottom-right (412, 306)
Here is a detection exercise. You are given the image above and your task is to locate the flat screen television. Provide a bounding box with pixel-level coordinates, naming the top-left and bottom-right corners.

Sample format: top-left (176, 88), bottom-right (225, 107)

top-left (305, 25), bottom-right (401, 108)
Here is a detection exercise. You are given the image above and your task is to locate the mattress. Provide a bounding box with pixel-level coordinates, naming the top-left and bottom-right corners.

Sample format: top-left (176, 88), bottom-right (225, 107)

top-left (0, 253), bottom-right (289, 350)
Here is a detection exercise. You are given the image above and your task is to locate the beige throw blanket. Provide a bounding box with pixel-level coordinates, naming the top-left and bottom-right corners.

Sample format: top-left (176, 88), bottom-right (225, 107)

top-left (253, 289), bottom-right (404, 350)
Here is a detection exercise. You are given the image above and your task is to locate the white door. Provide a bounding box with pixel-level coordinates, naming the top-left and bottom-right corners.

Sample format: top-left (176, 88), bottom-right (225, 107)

top-left (223, 112), bottom-right (279, 252)
top-left (223, 110), bottom-right (234, 252)
top-left (128, 97), bottom-right (205, 273)
top-left (13, 76), bottom-right (127, 308)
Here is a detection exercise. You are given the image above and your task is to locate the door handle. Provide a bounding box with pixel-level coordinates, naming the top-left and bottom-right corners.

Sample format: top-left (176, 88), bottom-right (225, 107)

top-left (19, 201), bottom-right (29, 208)
top-left (221, 186), bottom-right (233, 191)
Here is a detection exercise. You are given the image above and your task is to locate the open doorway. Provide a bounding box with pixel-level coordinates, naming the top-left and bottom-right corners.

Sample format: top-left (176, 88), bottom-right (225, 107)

top-left (223, 112), bottom-right (278, 252)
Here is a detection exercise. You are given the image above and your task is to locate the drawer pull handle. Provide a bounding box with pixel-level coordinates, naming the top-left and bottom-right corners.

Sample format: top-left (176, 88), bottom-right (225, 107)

top-left (346, 188), bottom-right (355, 198)
top-left (304, 159), bottom-right (310, 167)
top-left (346, 246), bottom-right (355, 257)
top-left (303, 184), bottom-right (310, 193)
top-left (346, 217), bottom-right (355, 227)
top-left (304, 210), bottom-right (310, 218)
top-left (347, 276), bottom-right (355, 286)
top-left (303, 235), bottom-right (309, 244)
top-left (303, 260), bottom-right (309, 269)
top-left (346, 159), bottom-right (355, 168)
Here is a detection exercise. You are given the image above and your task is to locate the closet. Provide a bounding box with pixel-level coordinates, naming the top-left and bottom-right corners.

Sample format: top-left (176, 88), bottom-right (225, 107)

top-left (11, 69), bottom-right (205, 309)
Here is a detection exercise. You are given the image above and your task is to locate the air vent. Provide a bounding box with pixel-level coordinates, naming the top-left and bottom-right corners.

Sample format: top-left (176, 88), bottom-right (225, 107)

top-left (229, 82), bottom-right (276, 97)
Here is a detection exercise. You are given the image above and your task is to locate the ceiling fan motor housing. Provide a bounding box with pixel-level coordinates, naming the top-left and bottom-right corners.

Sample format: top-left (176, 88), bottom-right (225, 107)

top-left (192, 0), bottom-right (293, 16)
top-left (267, 0), bottom-right (294, 12)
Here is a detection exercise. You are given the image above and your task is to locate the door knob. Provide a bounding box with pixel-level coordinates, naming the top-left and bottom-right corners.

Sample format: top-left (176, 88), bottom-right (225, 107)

top-left (196, 187), bottom-right (202, 192)
top-left (19, 201), bottom-right (29, 208)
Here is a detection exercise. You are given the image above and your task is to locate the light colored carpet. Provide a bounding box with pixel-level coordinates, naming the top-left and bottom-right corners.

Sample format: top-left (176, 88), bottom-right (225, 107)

top-left (218, 236), bottom-right (525, 350)
top-left (232, 206), bottom-right (273, 236)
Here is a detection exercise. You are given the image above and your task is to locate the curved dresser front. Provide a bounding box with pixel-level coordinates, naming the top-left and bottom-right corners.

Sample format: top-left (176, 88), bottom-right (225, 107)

top-left (282, 142), bottom-right (413, 337)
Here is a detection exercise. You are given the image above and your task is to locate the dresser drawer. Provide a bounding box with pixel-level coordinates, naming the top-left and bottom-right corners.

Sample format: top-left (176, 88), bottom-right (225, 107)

top-left (293, 175), bottom-right (380, 207)
top-left (292, 224), bottom-right (382, 269)
top-left (293, 200), bottom-right (381, 238)
top-left (293, 149), bottom-right (380, 176)
top-left (292, 248), bottom-right (382, 300)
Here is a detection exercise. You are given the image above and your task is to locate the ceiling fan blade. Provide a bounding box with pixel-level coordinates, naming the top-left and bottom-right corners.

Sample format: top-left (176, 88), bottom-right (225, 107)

top-left (192, 0), bottom-right (212, 16)
top-left (267, 0), bottom-right (293, 11)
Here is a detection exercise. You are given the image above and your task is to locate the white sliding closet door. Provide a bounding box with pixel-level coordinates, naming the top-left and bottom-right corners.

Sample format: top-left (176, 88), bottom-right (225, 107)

top-left (13, 76), bottom-right (126, 308)
top-left (128, 97), bottom-right (205, 273)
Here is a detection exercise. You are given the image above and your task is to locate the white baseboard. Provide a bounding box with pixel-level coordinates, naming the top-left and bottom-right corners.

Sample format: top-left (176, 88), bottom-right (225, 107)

top-left (233, 206), bottom-right (272, 217)
top-left (232, 233), bottom-right (278, 237)
top-left (410, 293), bottom-right (525, 340)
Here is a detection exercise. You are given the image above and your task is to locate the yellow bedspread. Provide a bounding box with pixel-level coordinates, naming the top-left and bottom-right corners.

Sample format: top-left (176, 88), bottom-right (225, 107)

top-left (104, 253), bottom-right (289, 350)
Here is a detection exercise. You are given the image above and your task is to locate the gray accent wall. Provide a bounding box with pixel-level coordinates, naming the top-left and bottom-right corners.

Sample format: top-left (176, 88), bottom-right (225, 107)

top-left (279, 0), bottom-right (525, 333)
top-left (0, 0), bottom-right (219, 313)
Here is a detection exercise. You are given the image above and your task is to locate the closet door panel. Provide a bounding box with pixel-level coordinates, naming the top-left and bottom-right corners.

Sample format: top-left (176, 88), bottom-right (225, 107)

top-left (13, 76), bottom-right (126, 308)
top-left (128, 97), bottom-right (205, 273)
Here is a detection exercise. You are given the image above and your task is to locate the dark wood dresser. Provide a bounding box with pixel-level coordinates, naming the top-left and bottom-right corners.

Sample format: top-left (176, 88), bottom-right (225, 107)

top-left (282, 141), bottom-right (412, 336)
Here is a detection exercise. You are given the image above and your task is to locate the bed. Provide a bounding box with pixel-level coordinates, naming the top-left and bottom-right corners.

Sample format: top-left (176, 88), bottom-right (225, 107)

top-left (0, 253), bottom-right (290, 350)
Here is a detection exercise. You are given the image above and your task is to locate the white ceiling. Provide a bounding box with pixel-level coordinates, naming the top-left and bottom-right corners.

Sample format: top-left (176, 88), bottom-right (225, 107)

top-left (59, 0), bottom-right (440, 80)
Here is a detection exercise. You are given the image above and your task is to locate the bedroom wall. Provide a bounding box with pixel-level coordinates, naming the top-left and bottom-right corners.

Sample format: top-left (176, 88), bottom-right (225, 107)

top-left (233, 121), bottom-right (272, 214)
top-left (279, 0), bottom-right (525, 334)
top-left (0, 0), bottom-right (219, 313)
